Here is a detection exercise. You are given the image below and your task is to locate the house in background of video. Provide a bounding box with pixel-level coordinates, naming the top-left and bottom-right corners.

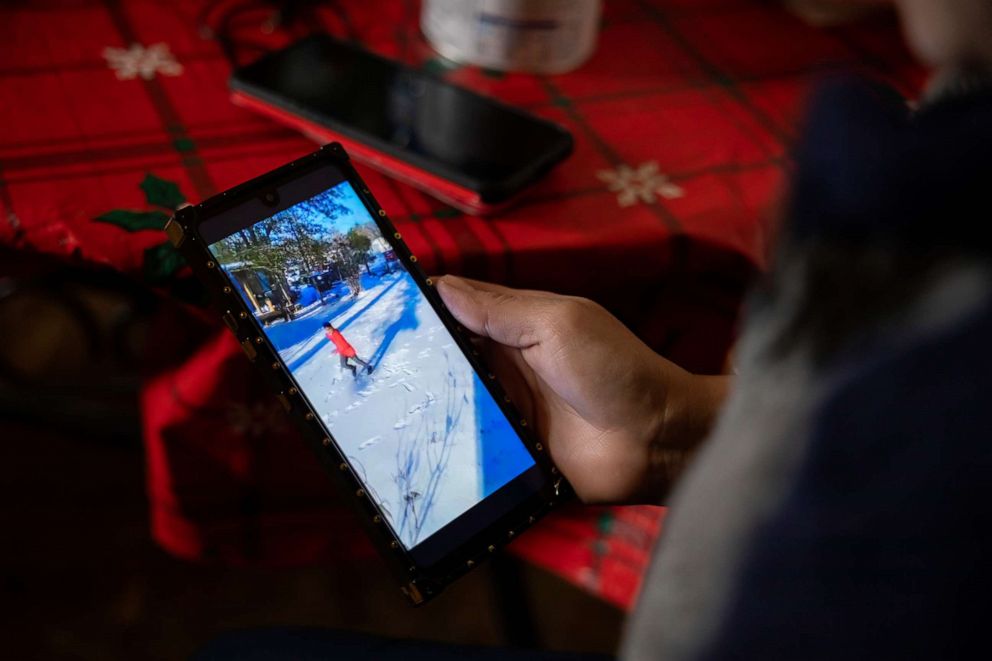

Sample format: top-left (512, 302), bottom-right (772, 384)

top-left (371, 235), bottom-right (398, 272)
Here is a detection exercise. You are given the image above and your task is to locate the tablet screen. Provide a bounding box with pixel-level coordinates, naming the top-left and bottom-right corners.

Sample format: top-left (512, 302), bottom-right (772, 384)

top-left (207, 178), bottom-right (538, 551)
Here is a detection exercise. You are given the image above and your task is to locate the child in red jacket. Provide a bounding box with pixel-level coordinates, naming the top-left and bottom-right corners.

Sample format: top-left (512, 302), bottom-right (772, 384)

top-left (322, 322), bottom-right (372, 377)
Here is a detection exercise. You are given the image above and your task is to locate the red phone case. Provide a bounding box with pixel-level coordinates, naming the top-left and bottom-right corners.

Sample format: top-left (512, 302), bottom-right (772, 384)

top-left (231, 90), bottom-right (513, 217)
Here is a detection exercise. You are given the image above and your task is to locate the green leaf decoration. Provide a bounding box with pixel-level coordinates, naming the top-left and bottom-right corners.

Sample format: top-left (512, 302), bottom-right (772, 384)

top-left (422, 57), bottom-right (460, 77)
top-left (434, 207), bottom-right (461, 219)
top-left (94, 209), bottom-right (170, 232)
top-left (596, 511), bottom-right (615, 535)
top-left (140, 173), bottom-right (186, 210)
top-left (143, 241), bottom-right (186, 283)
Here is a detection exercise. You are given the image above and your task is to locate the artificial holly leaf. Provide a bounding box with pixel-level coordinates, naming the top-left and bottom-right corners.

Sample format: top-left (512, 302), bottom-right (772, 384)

top-left (422, 57), bottom-right (460, 77)
top-left (140, 173), bottom-right (185, 210)
top-left (434, 207), bottom-right (461, 219)
top-left (94, 209), bottom-right (170, 232)
top-left (143, 241), bottom-right (186, 283)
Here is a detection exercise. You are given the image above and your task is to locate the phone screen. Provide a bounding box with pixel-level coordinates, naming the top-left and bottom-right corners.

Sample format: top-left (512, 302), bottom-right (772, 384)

top-left (231, 35), bottom-right (571, 199)
top-left (206, 177), bottom-right (538, 553)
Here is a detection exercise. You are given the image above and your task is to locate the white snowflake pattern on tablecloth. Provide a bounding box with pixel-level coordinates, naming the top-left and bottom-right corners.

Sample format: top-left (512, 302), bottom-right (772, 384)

top-left (597, 161), bottom-right (685, 208)
top-left (102, 43), bottom-right (183, 81)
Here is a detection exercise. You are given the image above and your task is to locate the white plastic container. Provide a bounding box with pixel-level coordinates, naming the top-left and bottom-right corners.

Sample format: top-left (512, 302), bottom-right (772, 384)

top-left (421, 0), bottom-right (602, 74)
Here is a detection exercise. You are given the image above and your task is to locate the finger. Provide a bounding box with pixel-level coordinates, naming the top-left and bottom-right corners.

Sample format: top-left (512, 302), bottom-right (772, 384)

top-left (436, 275), bottom-right (556, 349)
top-left (443, 276), bottom-right (559, 300)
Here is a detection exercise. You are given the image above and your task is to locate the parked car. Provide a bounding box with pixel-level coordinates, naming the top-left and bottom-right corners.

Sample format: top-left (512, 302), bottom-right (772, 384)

top-left (310, 268), bottom-right (342, 293)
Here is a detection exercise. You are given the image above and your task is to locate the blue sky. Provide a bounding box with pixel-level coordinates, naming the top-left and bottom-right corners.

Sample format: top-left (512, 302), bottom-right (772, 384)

top-left (297, 180), bottom-right (374, 236)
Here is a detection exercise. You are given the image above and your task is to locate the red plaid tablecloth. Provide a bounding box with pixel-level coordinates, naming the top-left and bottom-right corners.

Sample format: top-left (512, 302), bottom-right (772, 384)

top-left (0, 0), bottom-right (923, 609)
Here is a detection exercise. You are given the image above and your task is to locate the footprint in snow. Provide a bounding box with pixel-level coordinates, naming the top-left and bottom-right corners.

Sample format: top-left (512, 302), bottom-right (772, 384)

top-left (402, 382), bottom-right (415, 392)
top-left (359, 435), bottom-right (381, 450)
top-left (408, 393), bottom-right (437, 414)
top-left (393, 418), bottom-right (411, 430)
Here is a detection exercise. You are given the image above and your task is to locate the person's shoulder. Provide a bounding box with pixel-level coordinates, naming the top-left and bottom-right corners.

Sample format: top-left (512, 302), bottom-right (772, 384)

top-left (804, 75), bottom-right (907, 121)
top-left (789, 73), bottom-right (992, 252)
top-left (787, 75), bottom-right (912, 242)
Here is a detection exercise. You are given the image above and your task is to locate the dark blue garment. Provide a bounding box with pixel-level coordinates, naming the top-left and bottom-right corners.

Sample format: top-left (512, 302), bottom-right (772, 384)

top-left (699, 79), bottom-right (992, 659)
top-left (788, 77), bottom-right (992, 252)
top-left (702, 299), bottom-right (992, 659)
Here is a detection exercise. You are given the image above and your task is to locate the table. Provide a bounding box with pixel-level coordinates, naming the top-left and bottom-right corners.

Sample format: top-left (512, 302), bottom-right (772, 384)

top-left (0, 0), bottom-right (922, 609)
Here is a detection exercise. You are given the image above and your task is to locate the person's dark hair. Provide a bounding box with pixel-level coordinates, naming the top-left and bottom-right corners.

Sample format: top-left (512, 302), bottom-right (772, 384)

top-left (322, 321), bottom-right (333, 329)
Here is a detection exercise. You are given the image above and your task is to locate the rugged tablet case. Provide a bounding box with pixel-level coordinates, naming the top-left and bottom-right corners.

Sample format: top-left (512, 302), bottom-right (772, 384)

top-left (164, 143), bottom-right (567, 605)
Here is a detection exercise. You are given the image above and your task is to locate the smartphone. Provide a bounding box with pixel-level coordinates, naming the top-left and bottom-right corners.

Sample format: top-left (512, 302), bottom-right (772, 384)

top-left (229, 35), bottom-right (574, 215)
top-left (165, 144), bottom-right (564, 604)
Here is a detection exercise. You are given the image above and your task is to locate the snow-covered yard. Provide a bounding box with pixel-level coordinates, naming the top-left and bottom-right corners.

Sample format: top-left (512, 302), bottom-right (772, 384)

top-left (265, 270), bottom-right (533, 548)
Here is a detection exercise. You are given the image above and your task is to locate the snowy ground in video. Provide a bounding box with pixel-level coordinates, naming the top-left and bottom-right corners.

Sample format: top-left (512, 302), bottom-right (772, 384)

top-left (264, 270), bottom-right (533, 548)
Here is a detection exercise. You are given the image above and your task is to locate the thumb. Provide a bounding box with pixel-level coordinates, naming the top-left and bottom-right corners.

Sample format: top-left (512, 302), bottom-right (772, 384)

top-left (436, 276), bottom-right (551, 349)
